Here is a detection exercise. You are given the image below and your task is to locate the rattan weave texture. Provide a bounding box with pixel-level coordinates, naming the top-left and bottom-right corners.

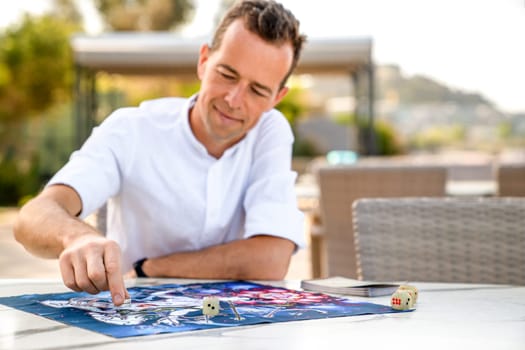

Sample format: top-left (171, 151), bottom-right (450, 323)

top-left (353, 197), bottom-right (525, 285)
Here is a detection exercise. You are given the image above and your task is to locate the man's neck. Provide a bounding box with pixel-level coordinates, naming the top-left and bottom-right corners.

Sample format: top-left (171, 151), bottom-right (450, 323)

top-left (188, 106), bottom-right (229, 159)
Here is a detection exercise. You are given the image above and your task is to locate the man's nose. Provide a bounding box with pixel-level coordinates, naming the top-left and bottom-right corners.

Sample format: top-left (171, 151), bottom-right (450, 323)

top-left (225, 84), bottom-right (245, 109)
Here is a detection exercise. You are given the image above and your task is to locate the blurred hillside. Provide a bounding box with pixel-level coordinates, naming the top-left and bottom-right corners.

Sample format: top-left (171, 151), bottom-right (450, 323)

top-left (375, 65), bottom-right (524, 152)
top-left (294, 64), bottom-right (524, 156)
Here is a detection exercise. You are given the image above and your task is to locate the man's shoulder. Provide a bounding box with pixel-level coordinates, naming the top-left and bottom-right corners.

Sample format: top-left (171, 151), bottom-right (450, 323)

top-left (138, 97), bottom-right (188, 116)
top-left (98, 98), bottom-right (188, 135)
top-left (255, 108), bottom-right (293, 137)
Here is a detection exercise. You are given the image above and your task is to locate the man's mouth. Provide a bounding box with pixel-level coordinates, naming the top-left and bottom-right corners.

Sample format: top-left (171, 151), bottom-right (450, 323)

top-left (215, 106), bottom-right (242, 123)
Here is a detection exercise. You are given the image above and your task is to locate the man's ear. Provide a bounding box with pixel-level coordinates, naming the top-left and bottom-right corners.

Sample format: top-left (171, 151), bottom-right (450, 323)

top-left (197, 44), bottom-right (210, 80)
top-left (271, 86), bottom-right (289, 108)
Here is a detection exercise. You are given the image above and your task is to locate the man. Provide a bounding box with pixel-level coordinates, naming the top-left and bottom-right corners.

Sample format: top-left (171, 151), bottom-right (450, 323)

top-left (14, 0), bottom-right (307, 306)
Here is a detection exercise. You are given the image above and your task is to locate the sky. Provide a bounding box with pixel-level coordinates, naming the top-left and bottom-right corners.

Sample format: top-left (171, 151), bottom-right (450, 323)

top-left (1, 0), bottom-right (524, 113)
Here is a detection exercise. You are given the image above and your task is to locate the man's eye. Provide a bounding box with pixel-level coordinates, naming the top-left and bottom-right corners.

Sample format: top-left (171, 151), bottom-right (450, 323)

top-left (251, 88), bottom-right (266, 97)
top-left (222, 73), bottom-right (235, 80)
top-left (218, 70), bottom-right (235, 80)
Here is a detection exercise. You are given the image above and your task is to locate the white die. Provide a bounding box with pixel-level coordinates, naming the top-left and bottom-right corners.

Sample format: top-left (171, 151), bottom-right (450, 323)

top-left (390, 290), bottom-right (414, 310)
top-left (398, 285), bottom-right (418, 304)
top-left (202, 297), bottom-right (220, 316)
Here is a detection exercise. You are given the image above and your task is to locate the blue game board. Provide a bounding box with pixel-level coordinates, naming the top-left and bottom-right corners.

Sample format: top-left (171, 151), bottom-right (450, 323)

top-left (0, 281), bottom-right (404, 338)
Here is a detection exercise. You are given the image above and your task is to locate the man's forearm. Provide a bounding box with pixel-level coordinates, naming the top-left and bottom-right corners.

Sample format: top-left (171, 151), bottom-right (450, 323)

top-left (142, 235), bottom-right (295, 280)
top-left (14, 187), bottom-right (99, 259)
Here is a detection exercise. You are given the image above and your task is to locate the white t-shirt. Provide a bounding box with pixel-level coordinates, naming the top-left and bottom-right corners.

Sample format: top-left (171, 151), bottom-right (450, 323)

top-left (48, 96), bottom-right (305, 270)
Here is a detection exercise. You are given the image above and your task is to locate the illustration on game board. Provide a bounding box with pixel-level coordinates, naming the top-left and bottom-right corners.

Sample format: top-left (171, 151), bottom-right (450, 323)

top-left (0, 281), bottom-right (402, 338)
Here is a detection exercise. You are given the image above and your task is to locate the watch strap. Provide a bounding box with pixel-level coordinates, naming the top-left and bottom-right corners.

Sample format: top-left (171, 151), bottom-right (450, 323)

top-left (133, 258), bottom-right (148, 278)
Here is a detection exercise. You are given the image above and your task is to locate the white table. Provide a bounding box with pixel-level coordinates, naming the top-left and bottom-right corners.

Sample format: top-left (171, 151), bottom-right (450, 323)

top-left (1, 279), bottom-right (524, 349)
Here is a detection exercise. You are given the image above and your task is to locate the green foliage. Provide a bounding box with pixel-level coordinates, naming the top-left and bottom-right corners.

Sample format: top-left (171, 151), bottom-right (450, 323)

top-left (0, 15), bottom-right (76, 122)
top-left (179, 81), bottom-right (201, 98)
top-left (0, 12), bottom-right (78, 205)
top-left (94, 0), bottom-right (195, 31)
top-left (50, 0), bottom-right (83, 25)
top-left (409, 124), bottom-right (466, 151)
top-left (497, 121), bottom-right (512, 139)
top-left (275, 86), bottom-right (316, 156)
top-left (0, 151), bottom-right (21, 205)
top-left (33, 103), bottom-right (75, 178)
top-left (333, 112), bottom-right (356, 126)
top-left (0, 150), bottom-right (41, 206)
top-left (373, 119), bottom-right (405, 155)
top-left (333, 112), bottom-right (404, 156)
top-left (276, 86), bottom-right (306, 127)
top-left (292, 138), bottom-right (320, 157)
top-left (95, 74), bottom-right (200, 111)
top-left (0, 102), bottom-right (75, 206)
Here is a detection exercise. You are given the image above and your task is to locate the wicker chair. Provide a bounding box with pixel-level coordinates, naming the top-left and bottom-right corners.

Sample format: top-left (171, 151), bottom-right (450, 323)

top-left (353, 197), bottom-right (525, 285)
top-left (316, 164), bottom-right (447, 278)
top-left (497, 163), bottom-right (525, 196)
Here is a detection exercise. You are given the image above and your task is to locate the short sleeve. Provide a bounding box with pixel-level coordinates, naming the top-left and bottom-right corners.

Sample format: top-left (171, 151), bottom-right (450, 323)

top-left (243, 112), bottom-right (305, 249)
top-left (47, 108), bottom-right (138, 218)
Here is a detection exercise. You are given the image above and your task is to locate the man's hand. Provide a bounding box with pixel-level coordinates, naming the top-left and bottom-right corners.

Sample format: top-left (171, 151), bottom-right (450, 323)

top-left (14, 184), bottom-right (129, 306)
top-left (59, 234), bottom-right (129, 306)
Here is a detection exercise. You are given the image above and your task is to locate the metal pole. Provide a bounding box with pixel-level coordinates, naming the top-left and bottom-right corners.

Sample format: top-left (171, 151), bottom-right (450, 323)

top-left (88, 70), bottom-right (97, 132)
top-left (367, 62), bottom-right (377, 155)
top-left (74, 64), bottom-right (82, 149)
top-left (351, 70), bottom-right (366, 155)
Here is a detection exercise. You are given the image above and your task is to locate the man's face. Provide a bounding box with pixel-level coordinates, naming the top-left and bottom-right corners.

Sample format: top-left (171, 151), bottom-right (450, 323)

top-left (191, 19), bottom-right (293, 156)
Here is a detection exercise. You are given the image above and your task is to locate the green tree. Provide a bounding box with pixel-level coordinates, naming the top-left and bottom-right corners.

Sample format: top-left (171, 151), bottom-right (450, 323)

top-left (374, 120), bottom-right (405, 156)
top-left (94, 0), bottom-right (195, 31)
top-left (0, 15), bottom-right (76, 125)
top-left (275, 86), bottom-right (318, 156)
top-left (50, 0), bottom-right (83, 25)
top-left (0, 13), bottom-right (77, 153)
top-left (0, 9), bottom-right (79, 204)
top-left (409, 125), bottom-right (465, 151)
top-left (335, 113), bottom-right (404, 156)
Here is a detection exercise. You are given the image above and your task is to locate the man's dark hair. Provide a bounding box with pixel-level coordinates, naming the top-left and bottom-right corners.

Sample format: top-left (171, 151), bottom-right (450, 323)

top-left (210, 0), bottom-right (307, 88)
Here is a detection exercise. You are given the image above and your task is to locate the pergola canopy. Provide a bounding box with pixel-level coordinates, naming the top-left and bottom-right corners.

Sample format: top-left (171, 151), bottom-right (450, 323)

top-left (71, 33), bottom-right (373, 76)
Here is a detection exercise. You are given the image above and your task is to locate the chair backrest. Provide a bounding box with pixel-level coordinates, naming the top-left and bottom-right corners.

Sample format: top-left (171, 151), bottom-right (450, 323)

top-left (497, 163), bottom-right (525, 196)
top-left (353, 197), bottom-right (525, 285)
top-left (317, 164), bottom-right (447, 278)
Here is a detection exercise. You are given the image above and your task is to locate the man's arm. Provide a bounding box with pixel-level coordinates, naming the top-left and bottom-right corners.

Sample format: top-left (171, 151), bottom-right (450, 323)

top-left (15, 185), bottom-right (85, 258)
top-left (139, 235), bottom-right (295, 280)
top-left (14, 185), bottom-right (129, 305)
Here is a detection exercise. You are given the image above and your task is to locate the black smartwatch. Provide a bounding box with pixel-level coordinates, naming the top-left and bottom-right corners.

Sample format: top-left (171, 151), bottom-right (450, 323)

top-left (133, 258), bottom-right (149, 278)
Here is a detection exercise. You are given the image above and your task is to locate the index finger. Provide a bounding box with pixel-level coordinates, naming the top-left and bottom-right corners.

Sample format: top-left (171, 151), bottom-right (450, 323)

top-left (103, 242), bottom-right (128, 306)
